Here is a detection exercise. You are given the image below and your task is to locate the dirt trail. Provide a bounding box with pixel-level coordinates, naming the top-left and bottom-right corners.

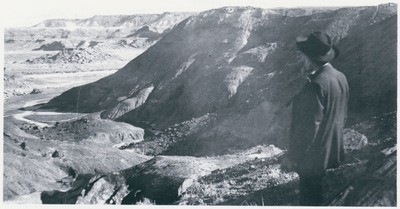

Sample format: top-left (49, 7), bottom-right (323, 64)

top-left (13, 111), bottom-right (50, 127)
top-left (11, 98), bottom-right (83, 127)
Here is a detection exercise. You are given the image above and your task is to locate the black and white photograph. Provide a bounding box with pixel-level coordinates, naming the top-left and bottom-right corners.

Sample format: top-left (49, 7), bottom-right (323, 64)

top-left (1, 0), bottom-right (397, 207)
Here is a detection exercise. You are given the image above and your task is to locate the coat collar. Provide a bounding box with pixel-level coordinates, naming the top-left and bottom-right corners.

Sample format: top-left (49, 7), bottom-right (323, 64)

top-left (307, 63), bottom-right (331, 82)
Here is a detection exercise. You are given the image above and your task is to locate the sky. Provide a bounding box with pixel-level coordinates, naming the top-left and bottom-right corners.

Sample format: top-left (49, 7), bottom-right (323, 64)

top-left (0, 0), bottom-right (396, 27)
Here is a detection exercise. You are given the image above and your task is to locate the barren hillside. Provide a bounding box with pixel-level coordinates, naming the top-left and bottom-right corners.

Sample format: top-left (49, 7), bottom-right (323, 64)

top-left (44, 4), bottom-right (396, 156)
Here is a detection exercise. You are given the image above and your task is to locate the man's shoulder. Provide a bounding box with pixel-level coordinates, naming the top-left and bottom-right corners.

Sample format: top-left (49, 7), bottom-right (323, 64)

top-left (311, 64), bottom-right (347, 92)
top-left (314, 64), bottom-right (347, 83)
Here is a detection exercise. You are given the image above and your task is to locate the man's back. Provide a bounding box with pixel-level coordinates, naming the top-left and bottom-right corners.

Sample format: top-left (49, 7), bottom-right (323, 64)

top-left (311, 63), bottom-right (349, 170)
top-left (289, 63), bottom-right (349, 175)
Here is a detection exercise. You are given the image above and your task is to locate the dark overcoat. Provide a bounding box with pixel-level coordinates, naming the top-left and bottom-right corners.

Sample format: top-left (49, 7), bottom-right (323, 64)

top-left (288, 63), bottom-right (349, 176)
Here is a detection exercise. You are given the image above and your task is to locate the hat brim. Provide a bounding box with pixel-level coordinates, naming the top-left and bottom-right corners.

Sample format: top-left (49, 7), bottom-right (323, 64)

top-left (297, 40), bottom-right (340, 62)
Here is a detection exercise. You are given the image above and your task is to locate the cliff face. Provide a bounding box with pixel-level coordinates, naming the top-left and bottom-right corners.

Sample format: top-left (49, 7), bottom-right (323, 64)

top-left (43, 4), bottom-right (396, 156)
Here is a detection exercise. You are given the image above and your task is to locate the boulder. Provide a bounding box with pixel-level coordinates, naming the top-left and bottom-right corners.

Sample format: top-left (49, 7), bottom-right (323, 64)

top-left (51, 150), bottom-right (60, 158)
top-left (41, 174), bottom-right (93, 204)
top-left (76, 175), bottom-right (129, 204)
top-left (30, 88), bottom-right (42, 94)
top-left (344, 129), bottom-right (368, 150)
top-left (20, 142), bottom-right (26, 150)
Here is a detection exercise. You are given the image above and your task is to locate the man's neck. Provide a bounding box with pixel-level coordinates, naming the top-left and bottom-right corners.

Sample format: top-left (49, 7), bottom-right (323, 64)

top-left (311, 63), bottom-right (330, 75)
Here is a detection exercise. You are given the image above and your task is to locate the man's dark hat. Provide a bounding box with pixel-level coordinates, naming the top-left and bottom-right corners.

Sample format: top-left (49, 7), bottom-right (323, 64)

top-left (296, 31), bottom-right (339, 62)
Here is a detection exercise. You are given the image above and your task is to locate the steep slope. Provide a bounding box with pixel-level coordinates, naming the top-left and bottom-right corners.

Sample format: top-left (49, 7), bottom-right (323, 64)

top-left (43, 4), bottom-right (397, 156)
top-left (334, 14), bottom-right (397, 125)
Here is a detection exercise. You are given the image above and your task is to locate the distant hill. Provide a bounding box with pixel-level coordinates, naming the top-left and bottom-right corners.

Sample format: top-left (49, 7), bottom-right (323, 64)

top-left (5, 12), bottom-right (195, 40)
top-left (43, 4), bottom-right (397, 156)
top-left (33, 12), bottom-right (196, 32)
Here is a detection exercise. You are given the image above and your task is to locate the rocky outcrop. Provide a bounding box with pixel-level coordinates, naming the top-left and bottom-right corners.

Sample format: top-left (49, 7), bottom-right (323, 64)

top-left (327, 145), bottom-right (396, 206)
top-left (75, 174), bottom-right (129, 204)
top-left (33, 41), bottom-right (67, 51)
top-left (101, 85), bottom-right (154, 120)
top-left (178, 153), bottom-right (297, 205)
top-left (126, 26), bottom-right (161, 41)
top-left (23, 113), bottom-right (145, 144)
top-left (40, 156), bottom-right (221, 204)
top-left (120, 156), bottom-right (221, 204)
top-left (41, 174), bottom-right (93, 204)
top-left (40, 145), bottom-right (283, 204)
top-left (27, 48), bottom-right (119, 64)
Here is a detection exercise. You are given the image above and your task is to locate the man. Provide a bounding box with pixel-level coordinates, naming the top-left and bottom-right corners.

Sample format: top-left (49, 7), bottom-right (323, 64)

top-left (282, 31), bottom-right (349, 206)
